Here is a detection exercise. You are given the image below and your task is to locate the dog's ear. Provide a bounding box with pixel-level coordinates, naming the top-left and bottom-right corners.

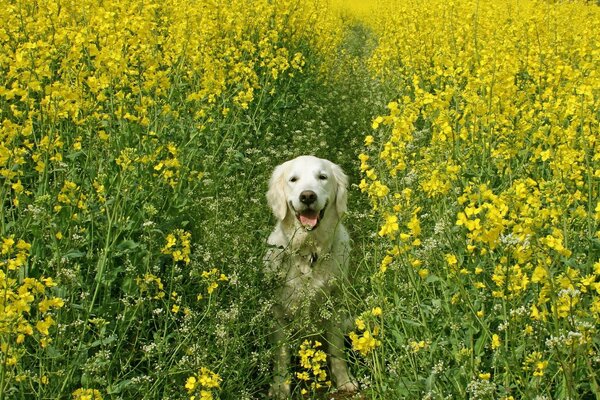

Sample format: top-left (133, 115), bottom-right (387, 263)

top-left (267, 162), bottom-right (289, 221)
top-left (331, 162), bottom-right (348, 216)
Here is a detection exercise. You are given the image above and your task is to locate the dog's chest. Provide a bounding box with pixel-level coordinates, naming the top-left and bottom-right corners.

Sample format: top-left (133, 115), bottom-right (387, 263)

top-left (277, 249), bottom-right (335, 313)
top-left (288, 249), bottom-right (328, 283)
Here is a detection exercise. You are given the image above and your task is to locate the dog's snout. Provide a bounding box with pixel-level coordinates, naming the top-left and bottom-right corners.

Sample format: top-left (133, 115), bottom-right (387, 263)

top-left (299, 190), bottom-right (317, 205)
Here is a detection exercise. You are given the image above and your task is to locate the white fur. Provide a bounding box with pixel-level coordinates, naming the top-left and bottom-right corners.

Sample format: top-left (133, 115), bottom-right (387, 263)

top-left (264, 155), bottom-right (358, 398)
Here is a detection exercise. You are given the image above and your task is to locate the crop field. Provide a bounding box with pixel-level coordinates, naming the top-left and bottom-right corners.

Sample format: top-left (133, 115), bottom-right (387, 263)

top-left (1, 0), bottom-right (599, 399)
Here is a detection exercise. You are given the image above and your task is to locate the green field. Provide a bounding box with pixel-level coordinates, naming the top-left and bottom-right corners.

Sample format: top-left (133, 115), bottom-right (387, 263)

top-left (1, 0), bottom-right (599, 399)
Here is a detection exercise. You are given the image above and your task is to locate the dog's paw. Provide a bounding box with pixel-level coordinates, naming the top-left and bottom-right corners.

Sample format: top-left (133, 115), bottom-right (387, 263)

top-left (268, 381), bottom-right (291, 399)
top-left (336, 379), bottom-right (359, 393)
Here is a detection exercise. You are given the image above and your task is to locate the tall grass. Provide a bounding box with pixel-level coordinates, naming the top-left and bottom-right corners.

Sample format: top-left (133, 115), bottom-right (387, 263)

top-left (360, 0), bottom-right (600, 398)
top-left (0, 0), bottom-right (352, 398)
top-left (1, 0), bottom-right (599, 399)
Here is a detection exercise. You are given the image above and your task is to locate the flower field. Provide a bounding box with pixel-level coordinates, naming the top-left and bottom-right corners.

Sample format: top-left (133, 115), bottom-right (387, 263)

top-left (1, 0), bottom-right (599, 399)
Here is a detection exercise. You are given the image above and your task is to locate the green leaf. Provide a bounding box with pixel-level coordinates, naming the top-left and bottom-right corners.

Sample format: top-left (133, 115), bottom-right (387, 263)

top-left (107, 379), bottom-right (133, 394)
top-left (116, 239), bottom-right (139, 251)
top-left (64, 249), bottom-right (86, 259)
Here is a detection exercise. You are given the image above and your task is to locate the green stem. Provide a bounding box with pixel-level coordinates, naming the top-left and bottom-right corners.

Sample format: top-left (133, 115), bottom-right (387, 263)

top-left (58, 174), bottom-right (122, 395)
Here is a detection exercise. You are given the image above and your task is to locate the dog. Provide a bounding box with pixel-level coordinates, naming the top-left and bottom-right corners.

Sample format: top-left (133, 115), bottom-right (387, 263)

top-left (264, 155), bottom-right (358, 398)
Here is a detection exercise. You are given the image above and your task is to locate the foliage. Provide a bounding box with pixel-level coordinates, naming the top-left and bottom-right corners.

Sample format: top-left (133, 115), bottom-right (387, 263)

top-left (1, 0), bottom-right (599, 399)
top-left (0, 0), bottom-right (344, 398)
top-left (360, 0), bottom-right (600, 398)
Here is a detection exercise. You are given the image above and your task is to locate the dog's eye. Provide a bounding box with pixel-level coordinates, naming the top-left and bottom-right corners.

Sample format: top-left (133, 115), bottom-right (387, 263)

top-left (318, 174), bottom-right (328, 180)
top-left (289, 176), bottom-right (298, 183)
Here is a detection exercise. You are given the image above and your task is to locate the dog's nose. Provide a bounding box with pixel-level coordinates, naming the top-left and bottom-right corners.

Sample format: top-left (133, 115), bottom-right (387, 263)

top-left (299, 190), bottom-right (317, 205)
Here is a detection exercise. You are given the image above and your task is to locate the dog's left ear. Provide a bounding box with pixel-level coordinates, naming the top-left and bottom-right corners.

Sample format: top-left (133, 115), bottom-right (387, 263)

top-left (266, 162), bottom-right (289, 221)
top-left (331, 162), bottom-right (348, 216)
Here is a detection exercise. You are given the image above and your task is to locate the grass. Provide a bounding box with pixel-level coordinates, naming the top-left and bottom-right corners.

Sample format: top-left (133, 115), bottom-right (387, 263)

top-left (1, 0), bottom-right (599, 399)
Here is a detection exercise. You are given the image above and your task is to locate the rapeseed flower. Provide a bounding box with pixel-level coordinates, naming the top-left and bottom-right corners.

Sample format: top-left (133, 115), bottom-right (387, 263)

top-left (185, 367), bottom-right (221, 400)
top-left (161, 229), bottom-right (192, 264)
top-left (72, 388), bottom-right (103, 400)
top-left (201, 268), bottom-right (229, 295)
top-left (296, 340), bottom-right (330, 391)
top-left (349, 309), bottom-right (382, 356)
top-left (350, 329), bottom-right (380, 356)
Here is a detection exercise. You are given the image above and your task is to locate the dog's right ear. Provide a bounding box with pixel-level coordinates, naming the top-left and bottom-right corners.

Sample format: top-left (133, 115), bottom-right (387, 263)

top-left (266, 162), bottom-right (288, 221)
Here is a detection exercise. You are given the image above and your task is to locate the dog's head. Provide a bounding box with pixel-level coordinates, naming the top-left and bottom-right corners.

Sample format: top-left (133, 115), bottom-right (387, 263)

top-left (267, 155), bottom-right (348, 230)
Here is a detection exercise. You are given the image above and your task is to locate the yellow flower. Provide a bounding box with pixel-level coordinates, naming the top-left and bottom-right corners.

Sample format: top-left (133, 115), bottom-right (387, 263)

top-left (406, 214), bottom-right (421, 237)
top-left (198, 367), bottom-right (221, 389)
top-left (207, 282), bottom-right (218, 294)
top-left (186, 367), bottom-right (221, 399)
top-left (199, 390), bottom-right (213, 400)
top-left (350, 329), bottom-right (381, 356)
top-left (445, 254), bottom-right (458, 266)
top-left (38, 297), bottom-right (65, 313)
top-left (43, 277), bottom-right (57, 287)
top-left (136, 274), bottom-right (165, 300)
top-left (408, 339), bottom-right (428, 353)
top-left (11, 180), bottom-right (24, 193)
top-left (372, 116), bottom-right (383, 129)
top-left (36, 316), bottom-right (55, 336)
top-left (297, 340), bottom-right (328, 386)
top-left (378, 214), bottom-right (399, 237)
top-left (523, 351), bottom-right (548, 377)
top-left (491, 334), bottom-right (501, 350)
top-left (161, 230), bottom-right (192, 263)
top-left (72, 389), bottom-right (103, 400)
top-left (1, 236), bottom-right (15, 254)
top-left (355, 318), bottom-right (366, 331)
top-left (533, 361), bottom-right (549, 377)
top-left (163, 234), bottom-right (177, 250)
top-left (185, 376), bottom-right (197, 392)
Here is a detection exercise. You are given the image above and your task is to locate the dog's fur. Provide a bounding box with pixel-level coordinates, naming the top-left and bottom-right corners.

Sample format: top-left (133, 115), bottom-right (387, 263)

top-left (264, 155), bottom-right (357, 398)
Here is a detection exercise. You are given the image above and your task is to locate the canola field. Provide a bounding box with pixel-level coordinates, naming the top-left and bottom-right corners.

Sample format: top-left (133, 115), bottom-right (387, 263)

top-left (1, 0), bottom-right (599, 399)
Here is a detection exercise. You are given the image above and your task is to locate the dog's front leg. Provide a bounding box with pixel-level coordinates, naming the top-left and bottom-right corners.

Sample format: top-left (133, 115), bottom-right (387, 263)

top-left (327, 325), bottom-right (358, 393)
top-left (270, 310), bottom-right (291, 398)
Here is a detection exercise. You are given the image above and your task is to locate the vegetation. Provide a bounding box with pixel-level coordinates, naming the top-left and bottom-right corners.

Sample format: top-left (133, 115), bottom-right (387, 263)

top-left (1, 0), bottom-right (598, 399)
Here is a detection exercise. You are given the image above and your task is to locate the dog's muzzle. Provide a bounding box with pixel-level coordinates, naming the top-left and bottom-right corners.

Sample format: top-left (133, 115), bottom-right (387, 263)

top-left (292, 201), bottom-right (327, 231)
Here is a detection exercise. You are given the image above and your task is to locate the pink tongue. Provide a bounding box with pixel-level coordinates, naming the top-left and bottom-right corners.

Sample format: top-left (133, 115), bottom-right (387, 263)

top-left (299, 212), bottom-right (318, 228)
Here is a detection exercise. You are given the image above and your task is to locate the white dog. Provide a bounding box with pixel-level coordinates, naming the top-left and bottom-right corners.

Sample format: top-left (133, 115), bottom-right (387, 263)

top-left (264, 155), bottom-right (358, 398)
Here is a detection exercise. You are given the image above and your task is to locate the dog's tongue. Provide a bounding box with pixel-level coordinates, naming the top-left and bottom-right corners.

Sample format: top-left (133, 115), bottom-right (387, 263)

top-left (299, 211), bottom-right (319, 229)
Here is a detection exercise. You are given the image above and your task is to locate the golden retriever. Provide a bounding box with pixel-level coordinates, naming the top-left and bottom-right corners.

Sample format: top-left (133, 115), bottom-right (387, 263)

top-left (264, 155), bottom-right (357, 398)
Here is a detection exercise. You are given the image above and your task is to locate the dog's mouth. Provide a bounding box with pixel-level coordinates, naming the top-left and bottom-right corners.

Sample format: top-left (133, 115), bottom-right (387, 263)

top-left (295, 203), bottom-right (327, 231)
